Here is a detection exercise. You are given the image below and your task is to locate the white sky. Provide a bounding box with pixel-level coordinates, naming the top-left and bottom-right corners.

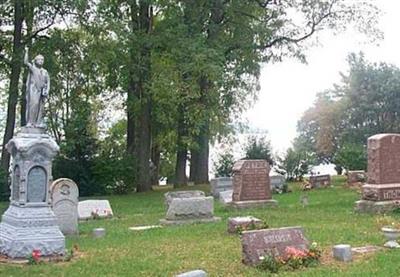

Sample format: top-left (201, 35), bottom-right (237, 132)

top-left (245, 0), bottom-right (400, 154)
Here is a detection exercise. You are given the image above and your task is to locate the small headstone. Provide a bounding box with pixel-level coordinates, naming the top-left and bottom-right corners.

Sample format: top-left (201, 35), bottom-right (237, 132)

top-left (300, 194), bottom-right (309, 207)
top-left (270, 175), bottom-right (286, 193)
top-left (309, 175), bottom-right (331, 188)
top-left (228, 216), bottom-right (263, 234)
top-left (175, 270), bottom-right (207, 277)
top-left (231, 160), bottom-right (277, 208)
top-left (129, 225), bottom-right (162, 231)
top-left (347, 171), bottom-right (366, 185)
top-left (93, 228), bottom-right (106, 238)
top-left (219, 190), bottom-right (233, 205)
top-left (160, 191), bottom-right (220, 225)
top-left (78, 200), bottom-right (113, 220)
top-left (241, 226), bottom-right (309, 265)
top-left (210, 177), bottom-right (233, 197)
top-left (51, 178), bottom-right (79, 235)
top-left (333, 244), bottom-right (352, 262)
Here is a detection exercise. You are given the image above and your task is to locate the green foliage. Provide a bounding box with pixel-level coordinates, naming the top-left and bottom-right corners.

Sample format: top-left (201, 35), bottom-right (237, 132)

top-left (213, 150), bottom-right (235, 177)
top-left (94, 120), bottom-right (136, 194)
top-left (243, 136), bottom-right (274, 165)
top-left (333, 143), bottom-right (367, 171)
top-left (296, 53), bottom-right (400, 169)
top-left (277, 148), bottom-right (315, 181)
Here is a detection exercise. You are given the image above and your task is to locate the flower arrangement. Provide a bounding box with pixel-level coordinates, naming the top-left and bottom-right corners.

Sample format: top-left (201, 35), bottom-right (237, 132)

top-left (28, 249), bottom-right (41, 265)
top-left (258, 242), bottom-right (321, 273)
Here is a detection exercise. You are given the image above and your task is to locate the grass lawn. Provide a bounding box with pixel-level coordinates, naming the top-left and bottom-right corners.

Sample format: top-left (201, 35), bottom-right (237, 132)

top-left (1, 175), bottom-right (400, 276)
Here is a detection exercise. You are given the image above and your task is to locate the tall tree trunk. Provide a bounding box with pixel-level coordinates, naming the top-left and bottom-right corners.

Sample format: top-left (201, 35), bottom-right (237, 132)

top-left (190, 0), bottom-right (224, 185)
top-left (151, 143), bottom-right (160, 186)
top-left (174, 104), bottom-right (188, 186)
top-left (1, 0), bottom-right (24, 195)
top-left (189, 149), bottom-right (198, 182)
top-left (20, 2), bottom-right (33, 127)
top-left (135, 1), bottom-right (152, 192)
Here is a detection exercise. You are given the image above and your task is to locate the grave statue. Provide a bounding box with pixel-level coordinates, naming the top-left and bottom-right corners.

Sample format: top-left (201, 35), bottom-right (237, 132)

top-left (24, 48), bottom-right (50, 128)
top-left (0, 47), bottom-right (64, 259)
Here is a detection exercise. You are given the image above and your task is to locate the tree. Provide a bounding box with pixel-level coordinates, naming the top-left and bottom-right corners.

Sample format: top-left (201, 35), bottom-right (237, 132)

top-left (333, 143), bottom-right (367, 172)
top-left (276, 148), bottom-right (315, 181)
top-left (213, 150), bottom-right (235, 177)
top-left (296, 53), bottom-right (400, 171)
top-left (243, 136), bottom-right (274, 164)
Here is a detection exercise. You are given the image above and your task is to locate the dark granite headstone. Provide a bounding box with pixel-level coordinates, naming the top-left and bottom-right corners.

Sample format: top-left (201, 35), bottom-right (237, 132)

top-left (241, 226), bottom-right (309, 265)
top-left (232, 160), bottom-right (271, 201)
top-left (356, 134), bottom-right (400, 213)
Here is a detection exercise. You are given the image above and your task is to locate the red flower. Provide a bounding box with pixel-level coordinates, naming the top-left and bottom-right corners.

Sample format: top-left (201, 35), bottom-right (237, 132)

top-left (285, 246), bottom-right (307, 258)
top-left (32, 249), bottom-right (41, 262)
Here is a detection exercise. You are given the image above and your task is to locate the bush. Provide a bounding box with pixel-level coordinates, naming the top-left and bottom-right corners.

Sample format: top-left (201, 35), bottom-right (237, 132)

top-left (333, 143), bottom-right (367, 171)
top-left (243, 136), bottom-right (274, 165)
top-left (213, 150), bottom-right (235, 177)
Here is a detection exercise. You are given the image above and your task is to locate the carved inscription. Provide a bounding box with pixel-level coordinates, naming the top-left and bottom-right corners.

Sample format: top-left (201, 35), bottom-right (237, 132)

top-left (232, 160), bottom-right (271, 201)
top-left (27, 166), bottom-right (47, 203)
top-left (241, 227), bottom-right (309, 265)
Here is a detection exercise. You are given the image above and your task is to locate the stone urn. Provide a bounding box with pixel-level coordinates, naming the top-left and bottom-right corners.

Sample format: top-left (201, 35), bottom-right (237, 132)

top-left (381, 227), bottom-right (400, 248)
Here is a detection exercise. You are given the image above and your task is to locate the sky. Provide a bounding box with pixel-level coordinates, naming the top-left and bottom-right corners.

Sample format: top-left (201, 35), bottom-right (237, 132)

top-left (244, 0), bottom-right (400, 154)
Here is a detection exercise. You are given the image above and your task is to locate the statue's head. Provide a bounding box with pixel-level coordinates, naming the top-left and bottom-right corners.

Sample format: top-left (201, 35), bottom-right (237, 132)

top-left (33, 55), bottom-right (44, 67)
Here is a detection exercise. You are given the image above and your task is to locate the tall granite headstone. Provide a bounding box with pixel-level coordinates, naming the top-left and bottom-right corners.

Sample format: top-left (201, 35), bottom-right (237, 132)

top-left (0, 129), bottom-right (65, 258)
top-left (51, 178), bottom-right (79, 235)
top-left (231, 160), bottom-right (277, 208)
top-left (355, 134), bottom-right (400, 213)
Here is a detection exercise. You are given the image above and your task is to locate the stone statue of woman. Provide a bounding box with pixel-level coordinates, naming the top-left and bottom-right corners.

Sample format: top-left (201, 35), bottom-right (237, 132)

top-left (24, 48), bottom-right (50, 128)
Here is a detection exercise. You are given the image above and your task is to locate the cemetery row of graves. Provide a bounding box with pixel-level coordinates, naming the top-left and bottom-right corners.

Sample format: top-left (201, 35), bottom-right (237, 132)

top-left (1, 133), bottom-right (400, 276)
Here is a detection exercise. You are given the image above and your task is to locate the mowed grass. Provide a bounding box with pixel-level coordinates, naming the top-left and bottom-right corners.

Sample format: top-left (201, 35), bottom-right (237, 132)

top-left (1, 176), bottom-right (400, 276)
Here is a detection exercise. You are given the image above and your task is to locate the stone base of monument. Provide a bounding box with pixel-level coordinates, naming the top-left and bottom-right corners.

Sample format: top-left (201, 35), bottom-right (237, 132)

top-left (229, 199), bottom-right (278, 209)
top-left (0, 205), bottom-right (65, 258)
top-left (354, 200), bottom-right (399, 214)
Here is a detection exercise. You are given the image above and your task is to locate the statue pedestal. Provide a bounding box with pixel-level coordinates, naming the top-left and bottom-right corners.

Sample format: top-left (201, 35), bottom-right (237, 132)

top-left (0, 129), bottom-right (65, 258)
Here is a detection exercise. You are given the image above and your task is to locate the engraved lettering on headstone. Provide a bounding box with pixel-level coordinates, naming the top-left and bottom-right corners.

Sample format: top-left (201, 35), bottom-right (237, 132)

top-left (27, 166), bottom-right (47, 203)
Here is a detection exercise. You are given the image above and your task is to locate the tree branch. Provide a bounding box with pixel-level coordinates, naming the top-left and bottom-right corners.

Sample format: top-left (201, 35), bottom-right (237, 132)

top-left (261, 1), bottom-right (334, 49)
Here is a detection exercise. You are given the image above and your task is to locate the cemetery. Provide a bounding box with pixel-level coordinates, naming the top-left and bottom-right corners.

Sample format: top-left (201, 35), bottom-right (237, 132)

top-left (1, 1), bottom-right (400, 276)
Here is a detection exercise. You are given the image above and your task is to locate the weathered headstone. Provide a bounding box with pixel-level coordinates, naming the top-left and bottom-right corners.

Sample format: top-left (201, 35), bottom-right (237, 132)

top-left (227, 216), bottom-right (263, 234)
top-left (78, 200), bottom-right (113, 220)
top-left (355, 134), bottom-right (400, 213)
top-left (333, 244), bottom-right (352, 262)
top-left (270, 175), bottom-right (286, 193)
top-left (50, 178), bottom-right (79, 235)
top-left (231, 160), bottom-right (277, 208)
top-left (309, 174), bottom-right (331, 188)
top-left (210, 177), bottom-right (233, 197)
top-left (219, 190), bottom-right (233, 205)
top-left (92, 228), bottom-right (106, 238)
top-left (241, 226), bottom-right (309, 265)
top-left (347, 171), bottom-right (367, 185)
top-left (160, 191), bottom-right (220, 225)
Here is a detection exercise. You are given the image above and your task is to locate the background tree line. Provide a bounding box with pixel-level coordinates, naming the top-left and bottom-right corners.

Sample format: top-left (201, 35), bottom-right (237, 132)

top-left (0, 0), bottom-right (381, 197)
top-left (284, 53), bottom-right (400, 178)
